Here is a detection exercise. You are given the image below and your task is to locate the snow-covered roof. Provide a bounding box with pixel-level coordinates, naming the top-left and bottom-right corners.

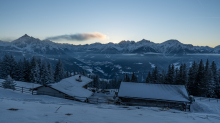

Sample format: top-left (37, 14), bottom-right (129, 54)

top-left (50, 75), bottom-right (93, 98)
top-left (118, 82), bottom-right (190, 103)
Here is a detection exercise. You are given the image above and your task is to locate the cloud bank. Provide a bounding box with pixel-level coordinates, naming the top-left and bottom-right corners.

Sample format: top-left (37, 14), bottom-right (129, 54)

top-left (46, 32), bottom-right (107, 41)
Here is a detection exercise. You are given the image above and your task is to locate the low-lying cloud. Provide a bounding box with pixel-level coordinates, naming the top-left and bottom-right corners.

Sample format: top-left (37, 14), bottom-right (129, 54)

top-left (46, 32), bottom-right (107, 41)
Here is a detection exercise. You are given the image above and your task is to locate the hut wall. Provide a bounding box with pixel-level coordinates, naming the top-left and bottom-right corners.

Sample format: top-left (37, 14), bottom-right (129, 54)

top-left (37, 87), bottom-right (65, 98)
top-left (119, 97), bottom-right (185, 109)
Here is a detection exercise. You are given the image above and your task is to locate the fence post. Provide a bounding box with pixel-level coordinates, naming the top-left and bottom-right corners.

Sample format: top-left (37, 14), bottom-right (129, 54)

top-left (32, 90), bottom-right (33, 95)
top-left (22, 87), bottom-right (23, 93)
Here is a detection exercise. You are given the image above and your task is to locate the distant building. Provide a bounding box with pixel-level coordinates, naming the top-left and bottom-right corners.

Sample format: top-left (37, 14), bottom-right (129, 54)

top-left (118, 82), bottom-right (191, 110)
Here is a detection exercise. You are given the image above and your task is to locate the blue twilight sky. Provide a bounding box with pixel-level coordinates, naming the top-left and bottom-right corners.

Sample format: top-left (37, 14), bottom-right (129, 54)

top-left (0, 0), bottom-right (220, 47)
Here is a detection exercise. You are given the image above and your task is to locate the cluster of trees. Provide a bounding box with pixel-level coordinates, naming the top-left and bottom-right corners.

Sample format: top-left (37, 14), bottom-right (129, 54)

top-left (145, 59), bottom-right (220, 98)
top-left (0, 54), bottom-right (71, 85)
top-left (89, 72), bottom-right (138, 89)
top-left (123, 72), bottom-right (138, 82)
top-left (89, 75), bottom-right (121, 89)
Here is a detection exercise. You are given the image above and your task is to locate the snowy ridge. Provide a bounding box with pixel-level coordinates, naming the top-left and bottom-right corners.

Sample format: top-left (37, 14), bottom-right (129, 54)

top-left (1, 34), bottom-right (219, 55)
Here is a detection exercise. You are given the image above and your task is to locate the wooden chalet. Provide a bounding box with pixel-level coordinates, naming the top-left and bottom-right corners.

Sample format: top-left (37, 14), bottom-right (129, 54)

top-left (118, 82), bottom-right (191, 110)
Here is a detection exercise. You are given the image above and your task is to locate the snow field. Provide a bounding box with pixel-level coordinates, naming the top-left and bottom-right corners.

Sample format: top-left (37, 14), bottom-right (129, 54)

top-left (1, 88), bottom-right (220, 123)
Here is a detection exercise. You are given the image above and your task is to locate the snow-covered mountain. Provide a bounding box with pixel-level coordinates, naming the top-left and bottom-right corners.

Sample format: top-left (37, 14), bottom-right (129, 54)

top-left (0, 34), bottom-right (218, 55)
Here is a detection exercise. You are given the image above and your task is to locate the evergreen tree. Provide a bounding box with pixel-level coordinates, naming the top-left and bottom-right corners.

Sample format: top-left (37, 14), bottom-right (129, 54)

top-left (54, 59), bottom-right (65, 82)
top-left (111, 78), bottom-right (118, 89)
top-left (196, 59), bottom-right (205, 97)
top-left (182, 63), bottom-right (188, 85)
top-left (13, 61), bottom-right (21, 81)
top-left (146, 71), bottom-right (152, 83)
top-left (131, 72), bottom-right (138, 82)
top-left (40, 62), bottom-right (50, 85)
top-left (0, 58), bottom-right (3, 78)
top-left (93, 75), bottom-right (100, 88)
top-left (48, 63), bottom-right (54, 83)
top-left (187, 61), bottom-right (198, 95)
top-left (9, 55), bottom-right (18, 79)
top-left (165, 64), bottom-right (175, 84)
top-left (123, 74), bottom-right (130, 82)
top-left (211, 61), bottom-right (219, 97)
top-left (37, 58), bottom-right (43, 81)
top-left (152, 66), bottom-right (159, 84)
top-left (216, 69), bottom-right (220, 98)
top-left (204, 59), bottom-right (215, 97)
top-left (207, 70), bottom-right (215, 97)
top-left (174, 68), bottom-right (179, 84)
top-left (23, 58), bottom-right (31, 82)
top-left (2, 75), bottom-right (16, 90)
top-left (1, 54), bottom-right (12, 78)
top-left (30, 57), bottom-right (40, 83)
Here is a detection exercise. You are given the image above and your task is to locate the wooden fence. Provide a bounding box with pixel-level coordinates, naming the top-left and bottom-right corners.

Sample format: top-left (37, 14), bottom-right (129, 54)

top-left (0, 84), bottom-right (35, 95)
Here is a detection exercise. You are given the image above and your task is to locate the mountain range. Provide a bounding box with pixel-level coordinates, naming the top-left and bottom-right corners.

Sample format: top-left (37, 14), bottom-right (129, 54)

top-left (0, 34), bottom-right (220, 55)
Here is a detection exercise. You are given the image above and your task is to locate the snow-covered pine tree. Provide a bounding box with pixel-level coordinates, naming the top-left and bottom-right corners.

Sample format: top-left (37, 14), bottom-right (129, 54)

top-left (131, 72), bottom-right (138, 82)
top-left (196, 59), bottom-right (205, 97)
top-left (23, 58), bottom-right (31, 82)
top-left (37, 58), bottom-right (43, 81)
top-left (99, 80), bottom-right (107, 89)
top-left (207, 70), bottom-right (215, 97)
top-left (48, 63), bottom-right (54, 83)
top-left (10, 55), bottom-right (18, 80)
top-left (0, 58), bottom-right (3, 79)
top-left (204, 59), bottom-right (215, 97)
top-left (187, 61), bottom-right (198, 96)
top-left (123, 74), bottom-right (130, 82)
top-left (203, 59), bottom-right (211, 97)
top-left (216, 69), bottom-right (220, 98)
top-left (111, 78), bottom-right (118, 89)
top-left (2, 75), bottom-right (16, 90)
top-left (30, 57), bottom-right (40, 83)
top-left (182, 63), bottom-right (188, 85)
top-left (211, 61), bottom-right (219, 98)
top-left (146, 71), bottom-right (152, 83)
top-left (12, 60), bottom-right (21, 81)
top-left (17, 59), bottom-right (25, 81)
top-left (40, 62), bottom-right (50, 85)
top-left (93, 75), bottom-right (100, 88)
top-left (54, 59), bottom-right (65, 82)
top-left (152, 66), bottom-right (159, 84)
top-left (174, 68), bottom-right (179, 84)
top-left (1, 54), bottom-right (12, 78)
top-left (165, 64), bottom-right (175, 84)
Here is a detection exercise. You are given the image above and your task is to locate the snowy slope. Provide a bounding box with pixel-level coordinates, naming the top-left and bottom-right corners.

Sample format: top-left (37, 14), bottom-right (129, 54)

top-left (1, 87), bottom-right (220, 123)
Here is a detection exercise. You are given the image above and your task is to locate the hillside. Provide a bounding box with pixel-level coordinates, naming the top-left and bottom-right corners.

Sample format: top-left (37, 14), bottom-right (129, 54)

top-left (0, 86), bottom-right (220, 123)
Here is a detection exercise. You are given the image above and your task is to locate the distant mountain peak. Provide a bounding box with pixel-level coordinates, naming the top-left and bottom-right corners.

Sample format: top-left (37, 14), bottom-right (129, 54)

top-left (21, 34), bottom-right (30, 38)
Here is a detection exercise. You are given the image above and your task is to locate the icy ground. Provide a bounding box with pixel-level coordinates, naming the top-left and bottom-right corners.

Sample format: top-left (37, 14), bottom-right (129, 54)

top-left (1, 88), bottom-right (220, 123)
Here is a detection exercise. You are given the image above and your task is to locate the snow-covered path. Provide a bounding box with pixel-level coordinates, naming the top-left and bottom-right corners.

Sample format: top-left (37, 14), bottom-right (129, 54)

top-left (1, 88), bottom-right (220, 123)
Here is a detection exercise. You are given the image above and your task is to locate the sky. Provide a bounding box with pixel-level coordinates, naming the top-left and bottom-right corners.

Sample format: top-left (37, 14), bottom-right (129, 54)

top-left (0, 0), bottom-right (220, 47)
